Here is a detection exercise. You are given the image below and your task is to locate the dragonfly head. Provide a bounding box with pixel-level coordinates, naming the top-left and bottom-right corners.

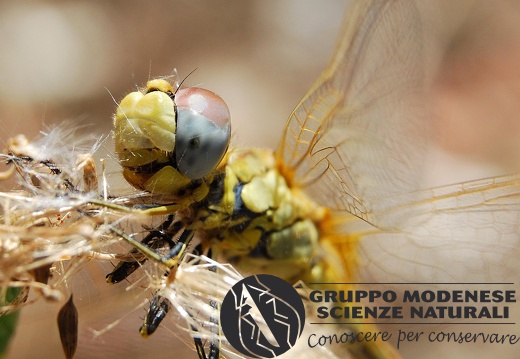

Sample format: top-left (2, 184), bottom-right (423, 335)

top-left (114, 79), bottom-right (231, 194)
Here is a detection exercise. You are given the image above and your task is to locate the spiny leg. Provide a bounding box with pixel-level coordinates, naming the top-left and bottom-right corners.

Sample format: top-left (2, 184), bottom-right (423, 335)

top-left (207, 299), bottom-right (220, 359)
top-left (140, 294), bottom-right (170, 337)
top-left (192, 254), bottom-right (220, 359)
top-left (108, 222), bottom-right (196, 335)
top-left (180, 247), bottom-right (220, 359)
top-left (139, 286), bottom-right (215, 359)
top-left (192, 326), bottom-right (208, 359)
top-left (206, 259), bottom-right (220, 359)
top-left (139, 244), bottom-right (221, 359)
top-left (111, 218), bottom-right (224, 358)
top-left (185, 246), bottom-right (220, 359)
top-left (141, 293), bottom-right (214, 359)
top-left (106, 214), bottom-right (182, 284)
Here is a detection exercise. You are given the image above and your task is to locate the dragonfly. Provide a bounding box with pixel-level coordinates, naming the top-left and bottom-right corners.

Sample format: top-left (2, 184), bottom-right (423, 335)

top-left (3, 1), bottom-right (520, 358)
top-left (102, 1), bottom-right (520, 358)
top-left (102, 0), bottom-right (520, 358)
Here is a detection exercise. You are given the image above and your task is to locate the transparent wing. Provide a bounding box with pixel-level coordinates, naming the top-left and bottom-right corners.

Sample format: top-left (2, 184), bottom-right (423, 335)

top-left (353, 175), bottom-right (520, 359)
top-left (276, 0), bottom-right (452, 227)
top-left (348, 174), bottom-right (520, 283)
top-left (276, 0), bottom-right (520, 284)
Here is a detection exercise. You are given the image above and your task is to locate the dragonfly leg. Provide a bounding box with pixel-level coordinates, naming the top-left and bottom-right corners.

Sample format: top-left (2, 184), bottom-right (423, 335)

top-left (140, 294), bottom-right (170, 337)
top-left (194, 333), bottom-right (207, 359)
top-left (206, 261), bottom-right (220, 359)
top-left (106, 214), bottom-right (183, 283)
top-left (207, 298), bottom-right (220, 359)
top-left (141, 293), bottom-right (220, 359)
top-left (163, 228), bottom-right (194, 261)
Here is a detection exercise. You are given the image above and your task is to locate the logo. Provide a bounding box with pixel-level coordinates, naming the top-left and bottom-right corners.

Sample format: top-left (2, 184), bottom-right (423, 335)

top-left (220, 274), bottom-right (305, 358)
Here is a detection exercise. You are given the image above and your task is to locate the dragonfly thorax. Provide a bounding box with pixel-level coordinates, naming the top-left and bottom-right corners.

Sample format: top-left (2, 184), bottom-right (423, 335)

top-left (184, 147), bottom-right (331, 283)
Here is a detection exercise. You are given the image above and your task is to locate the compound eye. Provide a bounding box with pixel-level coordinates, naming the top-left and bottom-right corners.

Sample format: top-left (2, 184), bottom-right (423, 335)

top-left (174, 87), bottom-right (231, 179)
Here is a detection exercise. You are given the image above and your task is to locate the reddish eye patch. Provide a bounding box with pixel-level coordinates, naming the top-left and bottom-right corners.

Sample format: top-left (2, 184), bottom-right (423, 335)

top-left (174, 87), bottom-right (231, 179)
top-left (175, 88), bottom-right (230, 130)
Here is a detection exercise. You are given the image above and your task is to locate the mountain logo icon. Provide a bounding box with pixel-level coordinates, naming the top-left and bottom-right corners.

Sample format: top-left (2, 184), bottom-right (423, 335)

top-left (221, 274), bottom-right (305, 358)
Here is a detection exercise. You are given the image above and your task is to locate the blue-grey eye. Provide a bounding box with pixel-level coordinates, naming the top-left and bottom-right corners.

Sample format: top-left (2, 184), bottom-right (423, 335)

top-left (174, 87), bottom-right (231, 179)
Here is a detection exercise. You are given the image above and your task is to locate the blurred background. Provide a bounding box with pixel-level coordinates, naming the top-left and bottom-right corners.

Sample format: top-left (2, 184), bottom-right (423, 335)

top-left (1, 0), bottom-right (520, 358)
top-left (0, 0), bottom-right (347, 152)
